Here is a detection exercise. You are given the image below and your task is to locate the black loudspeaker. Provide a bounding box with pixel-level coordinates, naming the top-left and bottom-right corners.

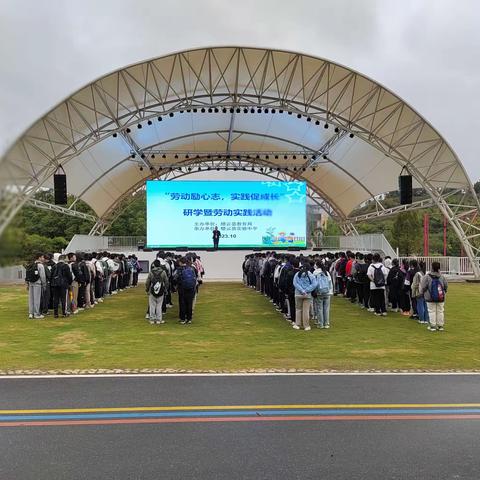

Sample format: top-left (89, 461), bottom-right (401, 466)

top-left (54, 174), bottom-right (67, 205)
top-left (399, 175), bottom-right (412, 205)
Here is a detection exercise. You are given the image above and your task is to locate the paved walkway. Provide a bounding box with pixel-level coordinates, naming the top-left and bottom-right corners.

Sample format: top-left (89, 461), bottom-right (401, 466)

top-left (1, 374), bottom-right (479, 479)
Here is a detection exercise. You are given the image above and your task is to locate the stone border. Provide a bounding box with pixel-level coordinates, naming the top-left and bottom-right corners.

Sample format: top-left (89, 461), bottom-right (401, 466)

top-left (1, 368), bottom-right (480, 375)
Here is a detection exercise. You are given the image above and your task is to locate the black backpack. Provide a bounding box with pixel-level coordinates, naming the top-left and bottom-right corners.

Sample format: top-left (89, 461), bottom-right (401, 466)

top-left (50, 264), bottom-right (62, 287)
top-left (150, 271), bottom-right (165, 297)
top-left (373, 265), bottom-right (386, 287)
top-left (355, 263), bottom-right (369, 284)
top-left (25, 263), bottom-right (40, 283)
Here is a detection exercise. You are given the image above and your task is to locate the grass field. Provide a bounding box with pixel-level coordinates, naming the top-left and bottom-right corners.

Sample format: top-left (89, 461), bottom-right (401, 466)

top-left (0, 282), bottom-right (480, 372)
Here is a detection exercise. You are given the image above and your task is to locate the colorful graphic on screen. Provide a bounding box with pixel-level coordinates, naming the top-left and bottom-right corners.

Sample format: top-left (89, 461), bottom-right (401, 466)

top-left (146, 180), bottom-right (307, 248)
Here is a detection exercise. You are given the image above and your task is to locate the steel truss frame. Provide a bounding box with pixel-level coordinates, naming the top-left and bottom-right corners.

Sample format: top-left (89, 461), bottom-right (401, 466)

top-left (1, 47), bottom-right (479, 275)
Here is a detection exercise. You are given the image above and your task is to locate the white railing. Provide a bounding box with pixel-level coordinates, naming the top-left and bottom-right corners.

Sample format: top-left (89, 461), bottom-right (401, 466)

top-left (311, 234), bottom-right (397, 258)
top-left (399, 256), bottom-right (480, 276)
top-left (65, 234), bottom-right (145, 253)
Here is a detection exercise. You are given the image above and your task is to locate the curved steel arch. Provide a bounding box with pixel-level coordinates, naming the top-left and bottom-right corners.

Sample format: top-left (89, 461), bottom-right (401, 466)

top-left (70, 128), bottom-right (383, 215)
top-left (1, 46), bottom-right (479, 275)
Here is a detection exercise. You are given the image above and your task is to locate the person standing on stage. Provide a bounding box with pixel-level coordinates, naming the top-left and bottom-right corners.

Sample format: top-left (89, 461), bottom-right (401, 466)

top-left (212, 226), bottom-right (221, 250)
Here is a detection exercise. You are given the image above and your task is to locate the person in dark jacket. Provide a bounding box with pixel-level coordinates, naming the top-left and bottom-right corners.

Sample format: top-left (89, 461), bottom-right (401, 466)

top-left (172, 257), bottom-right (198, 324)
top-left (50, 255), bottom-right (73, 318)
top-left (212, 226), bottom-right (221, 250)
top-left (387, 258), bottom-right (405, 312)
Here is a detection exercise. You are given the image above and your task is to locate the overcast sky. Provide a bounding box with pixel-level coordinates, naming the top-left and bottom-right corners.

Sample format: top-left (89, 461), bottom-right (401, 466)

top-left (1, 0), bottom-right (479, 180)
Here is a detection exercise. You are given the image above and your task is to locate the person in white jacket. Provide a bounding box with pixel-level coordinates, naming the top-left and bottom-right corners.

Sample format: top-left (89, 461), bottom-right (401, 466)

top-left (367, 253), bottom-right (390, 316)
top-left (312, 260), bottom-right (334, 328)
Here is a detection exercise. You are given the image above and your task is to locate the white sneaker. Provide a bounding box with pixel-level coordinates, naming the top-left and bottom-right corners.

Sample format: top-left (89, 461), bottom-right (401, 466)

top-left (381, 312), bottom-right (387, 317)
top-left (292, 324), bottom-right (300, 330)
top-left (149, 320), bottom-right (155, 325)
top-left (28, 314), bottom-right (33, 319)
top-left (34, 315), bottom-right (44, 319)
top-left (367, 308), bottom-right (375, 312)
top-left (304, 326), bottom-right (311, 331)
top-left (145, 314), bottom-right (150, 319)
top-left (324, 325), bottom-right (330, 329)
top-left (73, 310), bottom-right (78, 315)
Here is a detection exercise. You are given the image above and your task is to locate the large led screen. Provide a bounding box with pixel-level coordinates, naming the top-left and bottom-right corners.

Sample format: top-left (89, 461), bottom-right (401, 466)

top-left (146, 180), bottom-right (307, 248)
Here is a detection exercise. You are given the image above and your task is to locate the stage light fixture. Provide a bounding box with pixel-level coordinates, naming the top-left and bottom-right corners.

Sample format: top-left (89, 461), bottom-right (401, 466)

top-left (208, 108), bottom-right (213, 113)
top-left (236, 155), bottom-right (241, 160)
top-left (207, 166), bottom-right (211, 170)
top-left (284, 167), bottom-right (289, 171)
top-left (271, 108), bottom-right (276, 114)
top-left (187, 167), bottom-right (192, 171)
top-left (174, 154), bottom-right (178, 159)
top-left (303, 155), bottom-right (307, 159)
top-left (283, 155), bottom-right (287, 159)
top-left (260, 167), bottom-right (264, 172)
top-left (312, 155), bottom-right (316, 160)
top-left (315, 120), bottom-right (320, 125)
top-left (139, 166), bottom-right (143, 171)
top-left (169, 112), bottom-right (174, 117)
top-left (243, 108), bottom-right (248, 113)
top-left (251, 166), bottom-right (255, 171)
top-left (257, 107), bottom-right (262, 113)
top-left (235, 108), bottom-right (240, 113)
top-left (233, 167), bottom-right (237, 171)
top-left (293, 167), bottom-right (297, 171)
top-left (225, 166), bottom-right (229, 171)
top-left (149, 166), bottom-right (154, 171)
top-left (141, 153), bottom-right (146, 159)
top-left (222, 107), bottom-right (227, 113)
top-left (162, 154), bottom-right (166, 159)
top-left (201, 108), bottom-right (206, 113)
top-left (255, 154), bottom-right (260, 159)
top-left (288, 111), bottom-right (292, 115)
top-left (179, 110), bottom-right (184, 114)
top-left (264, 108), bottom-right (269, 113)
top-left (137, 124), bottom-right (142, 129)
top-left (276, 167), bottom-right (280, 171)
top-left (130, 154), bottom-right (136, 159)
top-left (112, 132), bottom-right (117, 138)
top-left (324, 123), bottom-right (329, 129)
top-left (265, 155), bottom-right (269, 160)
top-left (216, 167), bottom-right (220, 171)
top-left (197, 166), bottom-right (202, 171)
top-left (297, 113), bottom-right (302, 119)
top-left (151, 154), bottom-right (155, 159)
top-left (157, 117), bottom-right (162, 122)
top-left (250, 108), bottom-right (255, 113)
top-left (193, 108), bottom-right (198, 113)
top-left (279, 109), bottom-right (284, 113)
top-left (242, 166), bottom-right (246, 171)
top-left (230, 107), bottom-right (234, 113)
top-left (274, 155), bottom-right (279, 159)
top-left (207, 154), bottom-right (211, 159)
top-left (185, 154), bottom-right (189, 159)
top-left (334, 127), bottom-right (339, 133)
top-left (307, 117), bottom-right (311, 122)
top-left (322, 154), bottom-right (327, 160)
top-left (186, 109), bottom-right (191, 113)
top-left (147, 120), bottom-right (152, 125)
top-left (126, 128), bottom-right (131, 133)
top-left (214, 107), bottom-right (219, 113)
top-left (312, 167), bottom-right (316, 171)
top-left (302, 167), bottom-right (306, 171)
top-left (349, 133), bottom-right (354, 138)
top-left (292, 155), bottom-right (296, 159)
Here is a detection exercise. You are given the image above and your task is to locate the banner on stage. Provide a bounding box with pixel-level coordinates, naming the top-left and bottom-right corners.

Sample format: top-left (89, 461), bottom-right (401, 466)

top-left (146, 180), bottom-right (307, 248)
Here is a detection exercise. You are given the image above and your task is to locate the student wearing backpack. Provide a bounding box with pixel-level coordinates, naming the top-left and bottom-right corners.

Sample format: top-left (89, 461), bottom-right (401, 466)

top-left (292, 261), bottom-right (317, 331)
top-left (353, 253), bottom-right (369, 309)
top-left (173, 257), bottom-right (197, 324)
top-left (412, 260), bottom-right (429, 324)
top-left (386, 258), bottom-right (405, 312)
top-left (367, 253), bottom-right (389, 316)
top-left (312, 260), bottom-right (333, 328)
top-left (420, 261), bottom-right (448, 331)
top-left (50, 255), bottom-right (73, 318)
top-left (145, 259), bottom-right (169, 324)
top-left (25, 252), bottom-right (47, 319)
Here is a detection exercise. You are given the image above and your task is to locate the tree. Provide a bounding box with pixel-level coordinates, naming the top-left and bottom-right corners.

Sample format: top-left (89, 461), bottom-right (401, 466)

top-left (390, 211), bottom-right (422, 255)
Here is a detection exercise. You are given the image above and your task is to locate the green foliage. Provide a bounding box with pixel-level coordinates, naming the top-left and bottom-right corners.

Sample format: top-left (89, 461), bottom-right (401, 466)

top-left (390, 211), bottom-right (423, 255)
top-left (105, 194), bottom-right (146, 236)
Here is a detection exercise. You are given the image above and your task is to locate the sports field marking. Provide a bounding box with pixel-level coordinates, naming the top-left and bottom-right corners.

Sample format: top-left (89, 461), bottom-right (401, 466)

top-left (2, 403), bottom-right (480, 415)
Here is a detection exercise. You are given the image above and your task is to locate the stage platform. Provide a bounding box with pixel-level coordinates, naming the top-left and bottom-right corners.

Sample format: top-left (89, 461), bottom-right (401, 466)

top-left (135, 249), bottom-right (314, 282)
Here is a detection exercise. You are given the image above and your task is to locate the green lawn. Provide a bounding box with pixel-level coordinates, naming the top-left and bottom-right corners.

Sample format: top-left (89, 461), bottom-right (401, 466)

top-left (0, 282), bottom-right (479, 372)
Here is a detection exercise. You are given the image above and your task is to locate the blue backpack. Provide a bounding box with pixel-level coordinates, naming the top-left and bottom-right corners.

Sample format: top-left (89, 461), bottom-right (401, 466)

top-left (316, 272), bottom-right (330, 295)
top-left (429, 275), bottom-right (445, 302)
top-left (180, 267), bottom-right (197, 290)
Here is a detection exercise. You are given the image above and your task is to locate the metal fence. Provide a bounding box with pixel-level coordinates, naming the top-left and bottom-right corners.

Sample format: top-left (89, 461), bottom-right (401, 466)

top-left (399, 256), bottom-right (480, 276)
top-left (311, 234), bottom-right (397, 258)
